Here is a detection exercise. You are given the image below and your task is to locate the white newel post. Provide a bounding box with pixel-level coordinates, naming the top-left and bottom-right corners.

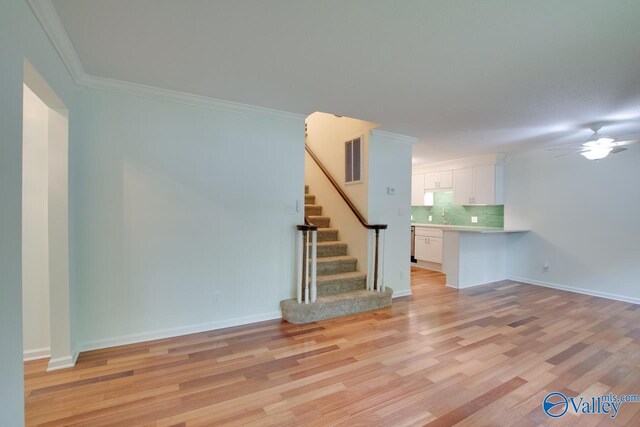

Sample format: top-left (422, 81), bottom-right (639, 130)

top-left (380, 229), bottom-right (386, 291)
top-left (305, 230), bottom-right (310, 304)
top-left (296, 230), bottom-right (303, 303)
top-left (311, 230), bottom-right (317, 302)
top-left (367, 230), bottom-right (373, 291)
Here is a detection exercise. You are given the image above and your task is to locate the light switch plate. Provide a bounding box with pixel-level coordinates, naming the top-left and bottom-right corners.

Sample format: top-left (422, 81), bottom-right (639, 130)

top-left (471, 216), bottom-right (478, 223)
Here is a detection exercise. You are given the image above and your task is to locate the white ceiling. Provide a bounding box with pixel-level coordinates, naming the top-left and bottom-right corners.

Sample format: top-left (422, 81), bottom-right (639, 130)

top-left (52, 0), bottom-right (640, 163)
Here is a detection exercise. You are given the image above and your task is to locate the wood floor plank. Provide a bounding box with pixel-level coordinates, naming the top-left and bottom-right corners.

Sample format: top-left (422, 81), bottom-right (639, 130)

top-left (24, 267), bottom-right (640, 426)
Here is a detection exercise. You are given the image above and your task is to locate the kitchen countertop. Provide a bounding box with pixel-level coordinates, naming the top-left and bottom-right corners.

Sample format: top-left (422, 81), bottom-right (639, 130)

top-left (412, 223), bottom-right (529, 233)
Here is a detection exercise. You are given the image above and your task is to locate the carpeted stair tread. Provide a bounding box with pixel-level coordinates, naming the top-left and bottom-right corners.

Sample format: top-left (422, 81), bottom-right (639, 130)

top-left (317, 271), bottom-right (366, 283)
top-left (316, 228), bottom-right (338, 242)
top-left (305, 204), bottom-right (322, 216)
top-left (306, 215), bottom-right (330, 228)
top-left (305, 185), bottom-right (309, 194)
top-left (317, 271), bottom-right (367, 296)
top-left (311, 241), bottom-right (348, 257)
top-left (308, 241), bottom-right (347, 257)
top-left (317, 255), bottom-right (357, 275)
top-left (305, 194), bottom-right (316, 204)
top-left (280, 288), bottom-right (393, 324)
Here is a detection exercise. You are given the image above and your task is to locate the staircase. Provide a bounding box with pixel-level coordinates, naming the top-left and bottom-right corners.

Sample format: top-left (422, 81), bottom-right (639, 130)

top-left (280, 185), bottom-right (393, 324)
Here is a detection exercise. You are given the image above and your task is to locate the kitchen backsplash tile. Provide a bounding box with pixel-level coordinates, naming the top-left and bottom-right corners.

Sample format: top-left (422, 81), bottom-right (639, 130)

top-left (412, 191), bottom-right (504, 228)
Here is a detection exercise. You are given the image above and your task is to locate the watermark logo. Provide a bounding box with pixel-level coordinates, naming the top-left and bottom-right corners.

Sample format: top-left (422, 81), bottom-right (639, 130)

top-left (542, 392), bottom-right (640, 419)
top-left (543, 392), bottom-right (569, 418)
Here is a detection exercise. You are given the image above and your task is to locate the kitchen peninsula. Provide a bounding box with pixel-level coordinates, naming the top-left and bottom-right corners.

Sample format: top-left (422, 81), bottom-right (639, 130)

top-left (413, 224), bottom-right (529, 289)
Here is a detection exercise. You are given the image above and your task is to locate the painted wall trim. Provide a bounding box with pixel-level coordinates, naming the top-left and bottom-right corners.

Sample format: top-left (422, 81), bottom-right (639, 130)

top-left (392, 289), bottom-right (413, 298)
top-left (23, 347), bottom-right (51, 362)
top-left (80, 311), bottom-right (283, 353)
top-left (26, 0), bottom-right (88, 85)
top-left (371, 129), bottom-right (418, 145)
top-left (509, 276), bottom-right (640, 305)
top-left (47, 346), bottom-right (79, 372)
top-left (85, 75), bottom-right (306, 124)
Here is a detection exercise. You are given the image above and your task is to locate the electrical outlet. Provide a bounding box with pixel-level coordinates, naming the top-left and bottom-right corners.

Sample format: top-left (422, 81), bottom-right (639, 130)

top-left (428, 215), bottom-right (432, 222)
top-left (543, 262), bottom-right (550, 272)
top-left (387, 186), bottom-right (396, 195)
top-left (471, 216), bottom-right (478, 224)
top-left (213, 292), bottom-right (220, 304)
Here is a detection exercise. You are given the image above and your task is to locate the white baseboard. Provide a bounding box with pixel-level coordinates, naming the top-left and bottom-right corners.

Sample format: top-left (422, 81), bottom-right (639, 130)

top-left (47, 347), bottom-right (79, 371)
top-left (509, 276), bottom-right (640, 305)
top-left (392, 289), bottom-right (413, 298)
top-left (446, 280), bottom-right (498, 290)
top-left (23, 347), bottom-right (50, 362)
top-left (80, 311), bottom-right (283, 353)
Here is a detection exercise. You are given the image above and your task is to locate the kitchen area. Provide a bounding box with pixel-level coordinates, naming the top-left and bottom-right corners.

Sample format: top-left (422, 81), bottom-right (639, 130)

top-left (411, 154), bottom-right (528, 289)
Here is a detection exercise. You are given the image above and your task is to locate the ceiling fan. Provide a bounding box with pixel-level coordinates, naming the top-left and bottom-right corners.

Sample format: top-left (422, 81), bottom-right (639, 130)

top-left (547, 124), bottom-right (639, 160)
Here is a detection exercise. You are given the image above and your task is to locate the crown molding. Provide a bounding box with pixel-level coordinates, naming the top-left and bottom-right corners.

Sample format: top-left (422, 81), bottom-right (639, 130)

top-left (24, 1), bottom-right (315, 124)
top-left (27, 0), bottom-right (88, 85)
top-left (371, 129), bottom-right (418, 145)
top-left (85, 75), bottom-right (306, 123)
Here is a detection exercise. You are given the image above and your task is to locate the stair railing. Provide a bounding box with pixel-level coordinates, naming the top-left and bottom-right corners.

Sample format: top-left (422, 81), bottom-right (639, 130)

top-left (303, 144), bottom-right (387, 294)
top-left (296, 222), bottom-right (317, 303)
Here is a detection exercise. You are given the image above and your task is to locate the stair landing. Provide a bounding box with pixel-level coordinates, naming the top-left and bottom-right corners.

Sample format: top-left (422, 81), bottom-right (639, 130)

top-left (281, 288), bottom-right (393, 324)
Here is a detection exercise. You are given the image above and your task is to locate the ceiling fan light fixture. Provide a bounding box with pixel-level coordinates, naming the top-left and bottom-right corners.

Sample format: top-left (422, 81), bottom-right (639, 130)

top-left (581, 146), bottom-right (612, 160)
top-left (584, 137), bottom-right (615, 148)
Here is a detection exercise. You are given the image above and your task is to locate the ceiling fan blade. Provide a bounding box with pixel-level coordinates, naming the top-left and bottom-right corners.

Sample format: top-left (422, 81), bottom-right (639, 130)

top-left (614, 139), bottom-right (639, 146)
top-left (611, 147), bottom-right (628, 154)
top-left (546, 146), bottom-right (586, 151)
top-left (554, 150), bottom-right (583, 158)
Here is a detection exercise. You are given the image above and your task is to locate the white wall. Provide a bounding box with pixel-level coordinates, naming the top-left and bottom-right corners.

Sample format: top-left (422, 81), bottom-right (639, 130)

top-left (505, 148), bottom-right (640, 302)
top-left (22, 84), bottom-right (51, 360)
top-left (72, 88), bottom-right (305, 349)
top-left (1, 1), bottom-right (78, 424)
top-left (368, 131), bottom-right (413, 296)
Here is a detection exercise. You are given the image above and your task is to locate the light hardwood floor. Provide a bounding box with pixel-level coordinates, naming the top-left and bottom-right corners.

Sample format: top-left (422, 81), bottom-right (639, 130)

top-left (25, 268), bottom-right (640, 426)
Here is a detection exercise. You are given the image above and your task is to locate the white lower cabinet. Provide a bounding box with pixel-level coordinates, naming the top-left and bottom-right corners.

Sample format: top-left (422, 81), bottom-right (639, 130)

top-left (415, 235), bottom-right (429, 261)
top-left (414, 228), bottom-right (443, 264)
top-left (427, 237), bottom-right (443, 263)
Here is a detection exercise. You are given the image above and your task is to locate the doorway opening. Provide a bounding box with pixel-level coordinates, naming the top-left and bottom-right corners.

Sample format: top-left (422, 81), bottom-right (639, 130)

top-left (22, 60), bottom-right (74, 371)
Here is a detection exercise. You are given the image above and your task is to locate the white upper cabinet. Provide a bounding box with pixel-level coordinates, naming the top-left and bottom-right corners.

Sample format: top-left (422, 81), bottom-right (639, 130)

top-left (424, 171), bottom-right (453, 190)
top-left (453, 165), bottom-right (504, 205)
top-left (453, 168), bottom-right (473, 205)
top-left (472, 165), bottom-right (496, 205)
top-left (411, 173), bottom-right (425, 206)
